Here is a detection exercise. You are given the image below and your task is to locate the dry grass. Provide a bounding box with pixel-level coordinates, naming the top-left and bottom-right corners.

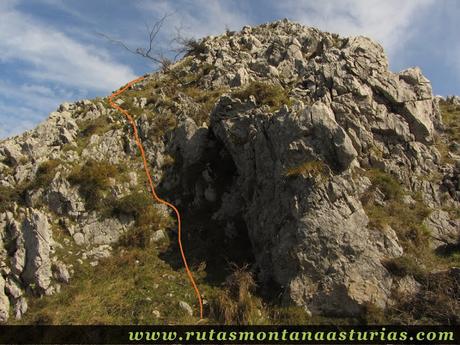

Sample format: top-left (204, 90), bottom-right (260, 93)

top-left (284, 160), bottom-right (329, 180)
top-left (15, 246), bottom-right (202, 325)
top-left (388, 270), bottom-right (460, 324)
top-left (209, 265), bottom-right (264, 325)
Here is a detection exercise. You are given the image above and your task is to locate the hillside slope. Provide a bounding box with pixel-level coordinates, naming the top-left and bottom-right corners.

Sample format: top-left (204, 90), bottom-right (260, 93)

top-left (0, 19), bottom-right (459, 324)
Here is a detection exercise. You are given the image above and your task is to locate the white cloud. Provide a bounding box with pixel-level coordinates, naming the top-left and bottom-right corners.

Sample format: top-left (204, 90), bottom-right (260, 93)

top-left (273, 0), bottom-right (435, 58)
top-left (136, 0), bottom-right (250, 42)
top-left (0, 1), bottom-right (136, 93)
top-left (0, 80), bottom-right (81, 138)
top-left (0, 101), bottom-right (45, 139)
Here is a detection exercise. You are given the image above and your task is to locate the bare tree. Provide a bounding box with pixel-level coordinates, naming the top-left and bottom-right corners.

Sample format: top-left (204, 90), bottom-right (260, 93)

top-left (97, 13), bottom-right (200, 76)
top-left (97, 14), bottom-right (174, 71)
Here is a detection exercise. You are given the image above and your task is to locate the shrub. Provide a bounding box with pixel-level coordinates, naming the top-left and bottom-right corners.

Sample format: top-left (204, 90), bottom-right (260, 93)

top-left (112, 192), bottom-right (172, 248)
top-left (150, 111), bottom-right (177, 138)
top-left (79, 116), bottom-right (110, 138)
top-left (382, 255), bottom-right (425, 280)
top-left (365, 169), bottom-right (404, 201)
top-left (111, 192), bottom-right (152, 219)
top-left (68, 160), bottom-right (119, 210)
top-left (35, 159), bottom-right (61, 188)
top-left (118, 227), bottom-right (151, 249)
top-left (232, 81), bottom-right (291, 111)
top-left (0, 185), bottom-right (20, 212)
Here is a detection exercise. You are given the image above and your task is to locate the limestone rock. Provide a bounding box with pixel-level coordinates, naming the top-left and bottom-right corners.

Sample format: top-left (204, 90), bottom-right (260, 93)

top-left (179, 301), bottom-right (193, 316)
top-left (21, 209), bottom-right (52, 292)
top-left (0, 275), bottom-right (9, 323)
top-left (151, 229), bottom-right (166, 243)
top-left (53, 262), bottom-right (71, 284)
top-left (0, 19), bottom-right (458, 320)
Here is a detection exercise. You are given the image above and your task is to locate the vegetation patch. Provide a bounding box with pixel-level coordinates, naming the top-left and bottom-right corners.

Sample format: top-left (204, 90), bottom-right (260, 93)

top-left (284, 160), bottom-right (329, 180)
top-left (34, 159), bottom-right (61, 189)
top-left (232, 81), bottom-right (292, 111)
top-left (15, 246), bottom-right (203, 325)
top-left (362, 172), bottom-right (431, 254)
top-left (112, 192), bottom-right (173, 248)
top-left (437, 101), bottom-right (460, 163)
top-left (0, 185), bottom-right (21, 212)
top-left (388, 270), bottom-right (460, 324)
top-left (209, 265), bottom-right (264, 325)
top-left (382, 255), bottom-right (426, 280)
top-left (364, 169), bottom-right (404, 201)
top-left (68, 160), bottom-right (122, 211)
top-left (182, 86), bottom-right (227, 125)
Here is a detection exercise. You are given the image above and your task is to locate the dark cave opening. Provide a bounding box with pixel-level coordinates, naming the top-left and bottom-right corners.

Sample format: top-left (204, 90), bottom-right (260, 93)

top-left (157, 129), bottom-right (256, 286)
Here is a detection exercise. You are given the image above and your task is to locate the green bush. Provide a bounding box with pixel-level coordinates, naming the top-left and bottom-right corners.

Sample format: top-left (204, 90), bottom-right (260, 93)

top-left (232, 81), bottom-right (291, 111)
top-left (112, 192), bottom-right (172, 248)
top-left (68, 160), bottom-right (119, 210)
top-left (366, 169), bottom-right (404, 201)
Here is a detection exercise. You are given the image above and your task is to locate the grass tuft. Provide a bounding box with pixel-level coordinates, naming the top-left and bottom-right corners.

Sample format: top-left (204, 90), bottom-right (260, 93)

top-left (68, 160), bottom-right (121, 211)
top-left (284, 160), bottom-right (329, 180)
top-left (232, 81), bottom-right (291, 111)
top-left (209, 265), bottom-right (264, 325)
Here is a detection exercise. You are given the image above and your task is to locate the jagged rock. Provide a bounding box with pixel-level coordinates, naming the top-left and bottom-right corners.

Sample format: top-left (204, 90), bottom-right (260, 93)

top-left (174, 118), bottom-right (208, 167)
top-left (424, 210), bottom-right (460, 248)
top-left (0, 142), bottom-right (24, 167)
top-left (79, 216), bottom-right (128, 245)
top-left (13, 296), bottom-right (28, 320)
top-left (44, 175), bottom-right (85, 216)
top-left (21, 209), bottom-right (52, 292)
top-left (179, 301), bottom-right (193, 316)
top-left (0, 275), bottom-right (9, 323)
top-left (310, 102), bottom-right (358, 170)
top-left (446, 96), bottom-right (460, 106)
top-left (82, 245), bottom-right (112, 261)
top-left (53, 262), bottom-right (70, 284)
top-left (9, 220), bottom-right (26, 277)
top-left (0, 19), bottom-right (458, 320)
top-left (151, 229), bottom-right (166, 243)
top-left (5, 277), bottom-right (23, 299)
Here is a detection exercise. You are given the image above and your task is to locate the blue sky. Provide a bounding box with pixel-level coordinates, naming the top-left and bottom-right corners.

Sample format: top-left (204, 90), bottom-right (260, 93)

top-left (1, 0), bottom-right (459, 139)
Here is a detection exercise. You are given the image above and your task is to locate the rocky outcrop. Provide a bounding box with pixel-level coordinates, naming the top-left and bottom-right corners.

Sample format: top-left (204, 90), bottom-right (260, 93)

top-left (21, 209), bottom-right (52, 293)
top-left (0, 275), bottom-right (9, 323)
top-left (0, 19), bottom-right (458, 321)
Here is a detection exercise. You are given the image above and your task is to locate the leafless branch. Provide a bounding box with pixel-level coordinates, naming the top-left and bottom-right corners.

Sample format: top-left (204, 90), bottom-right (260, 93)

top-left (97, 13), bottom-right (205, 84)
top-left (96, 13), bottom-right (174, 71)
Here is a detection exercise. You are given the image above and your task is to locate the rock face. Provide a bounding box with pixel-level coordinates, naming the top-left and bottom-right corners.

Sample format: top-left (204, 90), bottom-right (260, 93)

top-left (0, 19), bottom-right (458, 321)
top-left (21, 210), bottom-right (52, 292)
top-left (0, 275), bottom-right (9, 323)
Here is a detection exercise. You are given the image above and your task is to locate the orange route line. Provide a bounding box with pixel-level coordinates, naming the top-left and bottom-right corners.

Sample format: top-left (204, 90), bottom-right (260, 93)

top-left (108, 76), bottom-right (204, 320)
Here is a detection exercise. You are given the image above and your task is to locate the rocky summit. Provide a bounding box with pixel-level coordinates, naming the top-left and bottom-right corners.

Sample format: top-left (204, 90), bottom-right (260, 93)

top-left (0, 20), bottom-right (459, 324)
